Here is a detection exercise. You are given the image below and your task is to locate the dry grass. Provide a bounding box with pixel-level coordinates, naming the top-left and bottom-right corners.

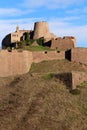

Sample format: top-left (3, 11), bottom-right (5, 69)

top-left (0, 60), bottom-right (87, 130)
top-left (30, 59), bottom-right (86, 74)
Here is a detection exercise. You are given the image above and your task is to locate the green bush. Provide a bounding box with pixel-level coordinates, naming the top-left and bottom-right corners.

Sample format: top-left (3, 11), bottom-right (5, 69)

top-left (70, 89), bottom-right (81, 95)
top-left (17, 41), bottom-right (24, 48)
top-left (37, 37), bottom-right (45, 46)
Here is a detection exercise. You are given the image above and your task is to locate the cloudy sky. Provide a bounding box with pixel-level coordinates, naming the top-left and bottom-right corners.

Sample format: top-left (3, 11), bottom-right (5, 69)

top-left (0, 0), bottom-right (87, 47)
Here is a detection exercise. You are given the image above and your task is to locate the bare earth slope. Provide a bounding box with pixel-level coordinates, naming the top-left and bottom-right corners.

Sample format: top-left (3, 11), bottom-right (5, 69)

top-left (0, 60), bottom-right (87, 130)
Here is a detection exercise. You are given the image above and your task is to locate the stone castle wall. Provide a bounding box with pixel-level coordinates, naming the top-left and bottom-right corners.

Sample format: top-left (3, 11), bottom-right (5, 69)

top-left (51, 36), bottom-right (76, 50)
top-left (71, 48), bottom-right (87, 65)
top-left (56, 71), bottom-right (87, 90)
top-left (32, 51), bottom-right (65, 63)
top-left (71, 71), bottom-right (87, 89)
top-left (0, 50), bottom-right (65, 77)
top-left (0, 50), bottom-right (33, 77)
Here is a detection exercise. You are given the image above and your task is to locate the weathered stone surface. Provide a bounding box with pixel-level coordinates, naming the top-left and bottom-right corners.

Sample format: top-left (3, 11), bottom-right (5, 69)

top-left (71, 71), bottom-right (87, 89)
top-left (50, 36), bottom-right (76, 50)
top-left (0, 50), bottom-right (33, 77)
top-left (71, 48), bottom-right (87, 65)
top-left (33, 21), bottom-right (57, 41)
top-left (0, 50), bottom-right (65, 77)
top-left (32, 51), bottom-right (65, 63)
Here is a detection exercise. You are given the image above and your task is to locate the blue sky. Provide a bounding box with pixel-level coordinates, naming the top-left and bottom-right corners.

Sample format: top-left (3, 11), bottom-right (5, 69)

top-left (0, 0), bottom-right (87, 47)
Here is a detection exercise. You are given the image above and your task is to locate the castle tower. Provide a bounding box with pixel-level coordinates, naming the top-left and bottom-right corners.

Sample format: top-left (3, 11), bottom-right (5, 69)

top-left (33, 21), bottom-right (51, 40)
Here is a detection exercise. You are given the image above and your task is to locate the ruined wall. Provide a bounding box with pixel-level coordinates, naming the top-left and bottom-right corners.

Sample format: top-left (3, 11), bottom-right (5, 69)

top-left (32, 51), bottom-right (65, 63)
top-left (71, 71), bottom-right (87, 89)
top-left (56, 71), bottom-right (87, 90)
top-left (0, 50), bottom-right (33, 77)
top-left (51, 36), bottom-right (76, 50)
top-left (71, 48), bottom-right (87, 65)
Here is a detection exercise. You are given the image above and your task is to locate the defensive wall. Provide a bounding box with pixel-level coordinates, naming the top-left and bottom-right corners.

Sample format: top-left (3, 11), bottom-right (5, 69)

top-left (0, 50), bottom-right (65, 77)
top-left (50, 36), bottom-right (76, 50)
top-left (0, 49), bottom-right (87, 89)
top-left (0, 50), bottom-right (33, 77)
top-left (56, 71), bottom-right (87, 90)
top-left (71, 71), bottom-right (87, 89)
top-left (32, 51), bottom-right (65, 63)
top-left (70, 48), bottom-right (87, 65)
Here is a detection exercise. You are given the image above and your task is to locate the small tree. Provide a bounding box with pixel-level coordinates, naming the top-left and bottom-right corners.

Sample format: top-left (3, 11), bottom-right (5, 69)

top-left (37, 37), bottom-right (45, 46)
top-left (17, 41), bottom-right (24, 48)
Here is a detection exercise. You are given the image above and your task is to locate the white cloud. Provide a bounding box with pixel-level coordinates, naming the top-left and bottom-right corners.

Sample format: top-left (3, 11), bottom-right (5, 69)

top-left (0, 8), bottom-right (34, 16)
top-left (49, 18), bottom-right (87, 47)
top-left (22, 0), bottom-right (86, 9)
top-left (66, 6), bottom-right (87, 15)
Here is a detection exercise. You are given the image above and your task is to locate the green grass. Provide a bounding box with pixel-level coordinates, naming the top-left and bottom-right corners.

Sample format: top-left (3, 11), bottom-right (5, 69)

top-left (23, 45), bottom-right (51, 51)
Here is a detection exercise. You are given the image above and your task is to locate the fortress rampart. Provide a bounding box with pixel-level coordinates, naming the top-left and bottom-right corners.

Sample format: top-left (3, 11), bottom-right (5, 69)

top-left (50, 36), bottom-right (76, 50)
top-left (70, 48), bottom-right (87, 65)
top-left (0, 49), bottom-right (87, 90)
top-left (0, 50), bottom-right (65, 77)
top-left (0, 50), bottom-right (33, 77)
top-left (32, 51), bottom-right (65, 63)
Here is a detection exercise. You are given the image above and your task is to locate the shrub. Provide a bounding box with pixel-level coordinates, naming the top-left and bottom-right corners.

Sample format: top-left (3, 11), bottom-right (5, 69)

top-left (37, 37), bottom-right (45, 46)
top-left (70, 89), bottom-right (81, 95)
top-left (17, 41), bottom-right (24, 48)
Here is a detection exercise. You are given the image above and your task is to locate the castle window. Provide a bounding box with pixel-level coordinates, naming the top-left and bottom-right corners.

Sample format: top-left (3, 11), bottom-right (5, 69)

top-left (12, 34), bottom-right (16, 37)
top-left (44, 51), bottom-right (47, 54)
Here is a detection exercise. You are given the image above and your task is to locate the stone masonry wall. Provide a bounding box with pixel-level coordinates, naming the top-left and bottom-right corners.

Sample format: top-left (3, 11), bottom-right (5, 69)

top-left (51, 37), bottom-right (76, 50)
top-left (33, 21), bottom-right (50, 40)
top-left (71, 48), bottom-right (87, 65)
top-left (56, 72), bottom-right (87, 90)
top-left (0, 50), bottom-right (65, 77)
top-left (32, 51), bottom-right (65, 63)
top-left (71, 71), bottom-right (87, 89)
top-left (0, 50), bottom-right (33, 77)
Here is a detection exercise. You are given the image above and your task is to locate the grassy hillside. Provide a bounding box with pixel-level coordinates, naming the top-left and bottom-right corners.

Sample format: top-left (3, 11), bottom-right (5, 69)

top-left (30, 59), bottom-right (86, 73)
top-left (0, 60), bottom-right (87, 130)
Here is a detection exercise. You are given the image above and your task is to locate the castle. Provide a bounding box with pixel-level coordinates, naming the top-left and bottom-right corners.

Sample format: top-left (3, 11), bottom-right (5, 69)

top-left (2, 21), bottom-right (76, 50)
top-left (1, 21), bottom-right (87, 90)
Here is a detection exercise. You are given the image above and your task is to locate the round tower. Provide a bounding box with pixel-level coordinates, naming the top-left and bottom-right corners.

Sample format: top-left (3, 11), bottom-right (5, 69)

top-left (33, 21), bottom-right (51, 40)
